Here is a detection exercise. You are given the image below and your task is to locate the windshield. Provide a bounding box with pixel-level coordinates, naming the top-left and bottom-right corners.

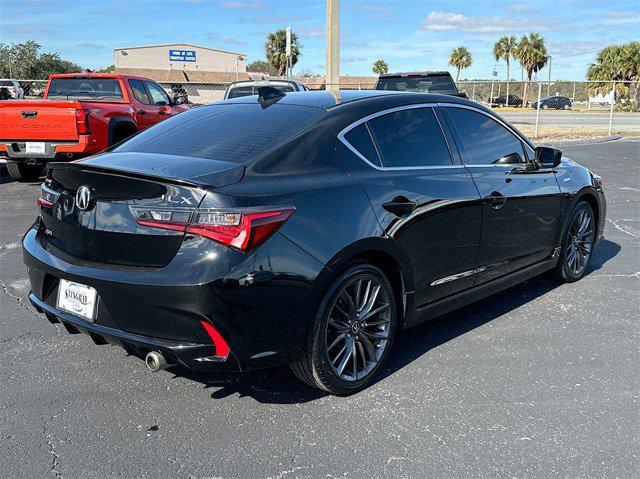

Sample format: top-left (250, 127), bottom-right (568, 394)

top-left (376, 75), bottom-right (458, 94)
top-left (47, 78), bottom-right (124, 100)
top-left (114, 103), bottom-right (327, 163)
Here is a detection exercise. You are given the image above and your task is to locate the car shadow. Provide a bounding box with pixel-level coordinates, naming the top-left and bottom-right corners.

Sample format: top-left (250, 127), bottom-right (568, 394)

top-left (169, 239), bottom-right (621, 404)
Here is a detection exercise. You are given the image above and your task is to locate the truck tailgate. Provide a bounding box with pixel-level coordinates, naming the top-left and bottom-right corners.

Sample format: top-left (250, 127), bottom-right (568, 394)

top-left (0, 100), bottom-right (80, 141)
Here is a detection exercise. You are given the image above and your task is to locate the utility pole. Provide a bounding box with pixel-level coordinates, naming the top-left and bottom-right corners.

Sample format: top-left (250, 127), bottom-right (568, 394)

top-left (547, 55), bottom-right (552, 96)
top-left (326, 0), bottom-right (340, 92)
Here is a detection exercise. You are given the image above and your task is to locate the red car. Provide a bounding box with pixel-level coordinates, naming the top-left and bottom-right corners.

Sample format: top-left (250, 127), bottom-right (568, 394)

top-left (0, 73), bottom-right (189, 181)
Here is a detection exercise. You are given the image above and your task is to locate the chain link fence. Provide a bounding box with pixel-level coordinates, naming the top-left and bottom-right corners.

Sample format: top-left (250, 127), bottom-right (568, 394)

top-left (8, 79), bottom-right (640, 140)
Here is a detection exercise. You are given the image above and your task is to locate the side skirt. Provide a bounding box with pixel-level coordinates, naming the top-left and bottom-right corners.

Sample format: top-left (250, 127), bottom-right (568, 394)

top-left (404, 257), bottom-right (559, 329)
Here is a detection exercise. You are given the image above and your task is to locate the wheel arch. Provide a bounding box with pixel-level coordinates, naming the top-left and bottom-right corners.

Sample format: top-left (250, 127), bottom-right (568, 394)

top-left (312, 238), bottom-right (415, 330)
top-left (108, 116), bottom-right (138, 147)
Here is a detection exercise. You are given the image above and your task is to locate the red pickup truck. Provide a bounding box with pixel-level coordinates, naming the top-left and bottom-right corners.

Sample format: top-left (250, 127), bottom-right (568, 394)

top-left (0, 73), bottom-right (189, 181)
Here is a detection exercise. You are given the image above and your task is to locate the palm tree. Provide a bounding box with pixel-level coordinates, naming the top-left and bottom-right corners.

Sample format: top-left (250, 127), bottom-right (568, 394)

top-left (514, 33), bottom-right (548, 106)
top-left (449, 47), bottom-right (472, 82)
top-left (493, 35), bottom-right (517, 105)
top-left (587, 41), bottom-right (640, 105)
top-left (264, 29), bottom-right (301, 76)
top-left (372, 59), bottom-right (389, 75)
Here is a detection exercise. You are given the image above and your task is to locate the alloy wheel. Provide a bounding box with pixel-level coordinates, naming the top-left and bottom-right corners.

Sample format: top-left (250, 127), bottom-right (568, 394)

top-left (324, 275), bottom-right (391, 381)
top-left (566, 208), bottom-right (594, 276)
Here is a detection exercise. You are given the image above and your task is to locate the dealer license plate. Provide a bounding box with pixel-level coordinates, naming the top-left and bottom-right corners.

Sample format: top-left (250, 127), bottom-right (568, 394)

top-left (56, 279), bottom-right (98, 321)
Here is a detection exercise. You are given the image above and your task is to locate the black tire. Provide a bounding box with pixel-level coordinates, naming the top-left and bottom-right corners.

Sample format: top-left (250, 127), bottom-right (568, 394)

top-left (6, 161), bottom-right (42, 182)
top-left (290, 264), bottom-right (397, 395)
top-left (554, 201), bottom-right (596, 282)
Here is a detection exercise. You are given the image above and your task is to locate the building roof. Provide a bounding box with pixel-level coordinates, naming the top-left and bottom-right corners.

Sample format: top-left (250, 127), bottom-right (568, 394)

top-left (114, 68), bottom-right (250, 83)
top-left (114, 43), bottom-right (246, 57)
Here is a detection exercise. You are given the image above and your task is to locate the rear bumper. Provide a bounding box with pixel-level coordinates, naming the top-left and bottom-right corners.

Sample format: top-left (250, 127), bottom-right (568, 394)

top-left (0, 135), bottom-right (101, 162)
top-left (28, 293), bottom-right (241, 371)
top-left (22, 221), bottom-right (325, 372)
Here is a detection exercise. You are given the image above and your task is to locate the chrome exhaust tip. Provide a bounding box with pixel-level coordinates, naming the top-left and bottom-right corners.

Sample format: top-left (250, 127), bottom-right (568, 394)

top-left (145, 351), bottom-right (174, 372)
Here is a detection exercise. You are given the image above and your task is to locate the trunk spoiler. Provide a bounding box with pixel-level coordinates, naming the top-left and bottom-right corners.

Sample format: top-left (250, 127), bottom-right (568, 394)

top-left (48, 152), bottom-right (245, 189)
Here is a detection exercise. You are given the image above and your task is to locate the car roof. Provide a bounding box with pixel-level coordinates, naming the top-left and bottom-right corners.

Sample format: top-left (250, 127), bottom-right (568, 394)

top-left (378, 71), bottom-right (452, 78)
top-left (219, 89), bottom-right (474, 111)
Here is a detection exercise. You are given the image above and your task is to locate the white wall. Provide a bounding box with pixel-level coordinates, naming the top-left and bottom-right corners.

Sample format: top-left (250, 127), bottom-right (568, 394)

top-left (114, 44), bottom-right (246, 72)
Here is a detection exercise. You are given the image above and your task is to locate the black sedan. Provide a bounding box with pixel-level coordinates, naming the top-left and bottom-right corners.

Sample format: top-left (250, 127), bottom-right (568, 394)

top-left (531, 96), bottom-right (573, 109)
top-left (488, 94), bottom-right (523, 107)
top-left (23, 90), bottom-right (606, 395)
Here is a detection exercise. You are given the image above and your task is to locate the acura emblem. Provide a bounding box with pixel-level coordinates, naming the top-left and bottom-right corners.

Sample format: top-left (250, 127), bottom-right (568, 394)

top-left (75, 186), bottom-right (94, 212)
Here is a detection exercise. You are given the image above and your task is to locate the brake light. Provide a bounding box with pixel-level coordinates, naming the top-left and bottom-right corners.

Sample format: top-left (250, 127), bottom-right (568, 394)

top-left (130, 206), bottom-right (294, 253)
top-left (75, 109), bottom-right (90, 134)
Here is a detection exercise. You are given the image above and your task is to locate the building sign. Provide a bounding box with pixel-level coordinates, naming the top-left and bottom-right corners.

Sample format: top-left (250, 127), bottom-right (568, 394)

top-left (169, 49), bottom-right (196, 62)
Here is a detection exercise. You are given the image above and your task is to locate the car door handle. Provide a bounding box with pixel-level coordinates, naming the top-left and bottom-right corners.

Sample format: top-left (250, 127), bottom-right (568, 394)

top-left (138, 109), bottom-right (147, 115)
top-left (484, 191), bottom-right (507, 209)
top-left (382, 196), bottom-right (417, 216)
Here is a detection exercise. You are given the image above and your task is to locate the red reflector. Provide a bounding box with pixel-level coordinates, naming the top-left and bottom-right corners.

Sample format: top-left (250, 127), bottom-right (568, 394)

top-left (200, 321), bottom-right (230, 359)
top-left (37, 197), bottom-right (53, 207)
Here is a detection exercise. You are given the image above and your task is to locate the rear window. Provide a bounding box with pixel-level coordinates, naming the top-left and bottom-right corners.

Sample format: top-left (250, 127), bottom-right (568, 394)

top-left (376, 75), bottom-right (457, 94)
top-left (0, 80), bottom-right (14, 86)
top-left (226, 84), bottom-right (297, 99)
top-left (47, 78), bottom-right (123, 100)
top-left (114, 103), bottom-right (327, 163)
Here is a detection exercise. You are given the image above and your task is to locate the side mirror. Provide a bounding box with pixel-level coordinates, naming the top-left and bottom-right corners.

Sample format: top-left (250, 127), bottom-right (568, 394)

top-left (172, 95), bottom-right (188, 105)
top-left (535, 146), bottom-right (562, 167)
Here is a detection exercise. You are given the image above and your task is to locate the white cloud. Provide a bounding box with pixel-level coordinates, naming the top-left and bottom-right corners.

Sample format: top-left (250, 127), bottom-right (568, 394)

top-left (420, 11), bottom-right (556, 34)
top-left (77, 43), bottom-right (106, 50)
top-left (205, 33), bottom-right (247, 45)
top-left (504, 4), bottom-right (538, 13)
top-left (219, 1), bottom-right (266, 9)
top-left (299, 28), bottom-right (325, 38)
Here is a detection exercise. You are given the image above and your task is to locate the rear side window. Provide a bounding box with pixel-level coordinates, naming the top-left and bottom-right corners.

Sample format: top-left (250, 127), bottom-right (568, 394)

top-left (129, 79), bottom-right (150, 104)
top-left (47, 78), bottom-right (123, 100)
top-left (227, 86), bottom-right (254, 99)
top-left (376, 75), bottom-right (457, 94)
top-left (367, 107), bottom-right (452, 168)
top-left (344, 124), bottom-right (381, 166)
top-left (446, 107), bottom-right (525, 165)
top-left (114, 103), bottom-right (327, 163)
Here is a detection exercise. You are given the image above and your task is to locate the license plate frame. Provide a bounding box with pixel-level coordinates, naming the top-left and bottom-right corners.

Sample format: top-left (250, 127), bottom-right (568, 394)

top-left (56, 279), bottom-right (98, 322)
top-left (25, 142), bottom-right (46, 155)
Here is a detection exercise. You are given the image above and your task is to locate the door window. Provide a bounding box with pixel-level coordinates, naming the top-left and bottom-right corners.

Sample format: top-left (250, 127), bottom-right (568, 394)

top-left (129, 79), bottom-right (151, 104)
top-left (367, 107), bottom-right (452, 168)
top-left (144, 81), bottom-right (170, 105)
top-left (446, 107), bottom-right (526, 165)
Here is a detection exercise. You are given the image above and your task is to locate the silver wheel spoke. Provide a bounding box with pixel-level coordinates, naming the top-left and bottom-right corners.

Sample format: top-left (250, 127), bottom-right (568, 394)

top-left (325, 274), bottom-right (392, 381)
top-left (361, 303), bottom-right (389, 323)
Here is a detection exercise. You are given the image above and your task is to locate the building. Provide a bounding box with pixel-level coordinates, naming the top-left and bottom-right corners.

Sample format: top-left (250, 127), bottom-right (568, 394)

top-left (114, 43), bottom-right (248, 83)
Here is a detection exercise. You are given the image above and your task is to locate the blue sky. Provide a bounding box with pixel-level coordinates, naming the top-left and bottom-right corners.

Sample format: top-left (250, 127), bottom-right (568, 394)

top-left (1, 0), bottom-right (638, 80)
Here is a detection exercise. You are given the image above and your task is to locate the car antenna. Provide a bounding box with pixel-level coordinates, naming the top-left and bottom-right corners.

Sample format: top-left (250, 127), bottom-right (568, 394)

top-left (257, 86), bottom-right (285, 107)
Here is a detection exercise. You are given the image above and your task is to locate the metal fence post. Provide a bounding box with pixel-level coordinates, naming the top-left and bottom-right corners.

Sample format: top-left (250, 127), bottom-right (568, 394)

top-left (472, 83), bottom-right (476, 101)
top-left (489, 81), bottom-right (494, 108)
top-left (608, 81), bottom-right (616, 135)
top-left (572, 82), bottom-right (576, 101)
top-left (535, 82), bottom-right (542, 139)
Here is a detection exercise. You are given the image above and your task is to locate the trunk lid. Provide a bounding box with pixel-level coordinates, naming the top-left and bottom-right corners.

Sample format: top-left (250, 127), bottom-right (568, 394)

top-left (0, 100), bottom-right (80, 141)
top-left (40, 154), bottom-right (245, 267)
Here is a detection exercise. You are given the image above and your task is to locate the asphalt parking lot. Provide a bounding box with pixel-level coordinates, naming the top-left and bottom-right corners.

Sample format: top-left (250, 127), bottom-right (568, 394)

top-left (1, 139), bottom-right (638, 478)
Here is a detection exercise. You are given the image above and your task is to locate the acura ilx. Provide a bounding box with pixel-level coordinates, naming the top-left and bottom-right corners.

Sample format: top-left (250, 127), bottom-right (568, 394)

top-left (23, 89), bottom-right (606, 394)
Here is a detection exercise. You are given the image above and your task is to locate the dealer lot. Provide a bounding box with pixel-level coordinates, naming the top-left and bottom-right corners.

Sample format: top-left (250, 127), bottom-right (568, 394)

top-left (0, 140), bottom-right (638, 478)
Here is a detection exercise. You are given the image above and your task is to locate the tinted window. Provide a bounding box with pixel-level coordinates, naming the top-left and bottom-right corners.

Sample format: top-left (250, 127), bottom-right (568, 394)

top-left (144, 82), bottom-right (170, 105)
top-left (376, 75), bottom-right (457, 94)
top-left (227, 86), bottom-right (254, 98)
top-left (47, 78), bottom-right (123, 100)
top-left (344, 124), bottom-right (380, 166)
top-left (128, 79), bottom-right (150, 104)
top-left (446, 107), bottom-right (525, 165)
top-left (114, 103), bottom-right (327, 163)
top-left (367, 108), bottom-right (452, 168)
top-left (0, 80), bottom-right (13, 86)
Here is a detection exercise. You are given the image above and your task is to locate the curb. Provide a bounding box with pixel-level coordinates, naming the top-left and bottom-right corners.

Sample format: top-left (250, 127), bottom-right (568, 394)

top-left (541, 134), bottom-right (622, 147)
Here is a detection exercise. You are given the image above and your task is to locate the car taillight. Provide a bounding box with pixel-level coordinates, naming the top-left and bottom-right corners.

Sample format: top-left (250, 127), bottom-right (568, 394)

top-left (37, 183), bottom-right (60, 208)
top-left (75, 109), bottom-right (90, 134)
top-left (130, 206), bottom-right (294, 253)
